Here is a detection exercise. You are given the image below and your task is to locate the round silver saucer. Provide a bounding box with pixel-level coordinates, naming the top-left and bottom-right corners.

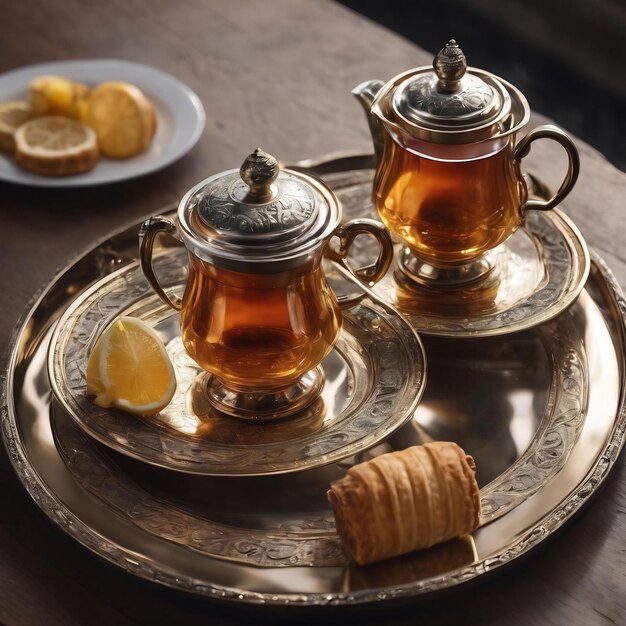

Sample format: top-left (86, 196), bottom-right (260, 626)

top-left (375, 210), bottom-right (590, 337)
top-left (49, 248), bottom-right (426, 476)
top-left (316, 162), bottom-right (590, 338)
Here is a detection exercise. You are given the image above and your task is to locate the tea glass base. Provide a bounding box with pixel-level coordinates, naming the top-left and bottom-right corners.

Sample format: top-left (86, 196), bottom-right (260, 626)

top-left (203, 366), bottom-right (326, 421)
top-left (398, 247), bottom-right (495, 287)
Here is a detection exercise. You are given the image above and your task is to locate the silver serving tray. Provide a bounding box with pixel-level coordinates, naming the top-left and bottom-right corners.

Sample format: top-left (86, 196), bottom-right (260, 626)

top-left (2, 154), bottom-right (625, 607)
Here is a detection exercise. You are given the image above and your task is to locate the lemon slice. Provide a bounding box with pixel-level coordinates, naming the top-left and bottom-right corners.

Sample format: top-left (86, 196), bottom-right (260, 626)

top-left (86, 317), bottom-right (176, 416)
top-left (14, 116), bottom-right (99, 176)
top-left (0, 101), bottom-right (33, 152)
top-left (86, 81), bottom-right (157, 159)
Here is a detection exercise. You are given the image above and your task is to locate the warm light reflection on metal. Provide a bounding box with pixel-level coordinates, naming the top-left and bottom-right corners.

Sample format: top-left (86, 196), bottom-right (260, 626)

top-left (508, 391), bottom-right (535, 453)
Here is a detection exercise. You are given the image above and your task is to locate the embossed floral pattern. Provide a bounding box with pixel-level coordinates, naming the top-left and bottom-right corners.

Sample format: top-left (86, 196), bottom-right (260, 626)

top-left (195, 173), bottom-right (316, 234)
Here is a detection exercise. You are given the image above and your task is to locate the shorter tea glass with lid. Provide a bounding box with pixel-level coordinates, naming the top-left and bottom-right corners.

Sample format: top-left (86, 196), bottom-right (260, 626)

top-left (139, 149), bottom-right (393, 419)
top-left (353, 40), bottom-right (580, 285)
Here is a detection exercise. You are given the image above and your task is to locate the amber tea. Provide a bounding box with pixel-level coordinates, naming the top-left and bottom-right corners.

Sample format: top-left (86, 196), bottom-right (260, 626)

top-left (375, 141), bottom-right (527, 267)
top-left (180, 255), bottom-right (341, 391)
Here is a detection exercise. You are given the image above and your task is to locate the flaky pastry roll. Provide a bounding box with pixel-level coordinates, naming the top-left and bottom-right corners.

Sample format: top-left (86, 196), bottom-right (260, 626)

top-left (327, 442), bottom-right (480, 565)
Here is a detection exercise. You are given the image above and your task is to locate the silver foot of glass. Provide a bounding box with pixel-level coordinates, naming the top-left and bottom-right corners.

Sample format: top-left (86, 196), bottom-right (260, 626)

top-left (398, 248), bottom-right (495, 287)
top-left (203, 366), bottom-right (325, 421)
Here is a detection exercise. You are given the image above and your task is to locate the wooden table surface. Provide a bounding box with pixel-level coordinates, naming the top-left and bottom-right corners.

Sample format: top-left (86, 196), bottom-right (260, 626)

top-left (1, 1), bottom-right (624, 624)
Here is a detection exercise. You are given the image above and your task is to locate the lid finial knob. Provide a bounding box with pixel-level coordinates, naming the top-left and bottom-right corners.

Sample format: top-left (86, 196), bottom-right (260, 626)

top-left (240, 148), bottom-right (279, 202)
top-left (433, 39), bottom-right (467, 93)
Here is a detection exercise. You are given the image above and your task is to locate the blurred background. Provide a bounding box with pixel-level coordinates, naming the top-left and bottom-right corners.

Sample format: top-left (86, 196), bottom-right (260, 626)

top-left (339, 0), bottom-right (626, 171)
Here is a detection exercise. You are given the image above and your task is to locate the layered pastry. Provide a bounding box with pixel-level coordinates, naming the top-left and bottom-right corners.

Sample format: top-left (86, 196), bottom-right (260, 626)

top-left (327, 441), bottom-right (480, 565)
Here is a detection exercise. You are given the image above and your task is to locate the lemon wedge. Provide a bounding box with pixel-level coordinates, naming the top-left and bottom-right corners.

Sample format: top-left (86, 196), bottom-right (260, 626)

top-left (86, 81), bottom-right (157, 158)
top-left (86, 317), bottom-right (176, 416)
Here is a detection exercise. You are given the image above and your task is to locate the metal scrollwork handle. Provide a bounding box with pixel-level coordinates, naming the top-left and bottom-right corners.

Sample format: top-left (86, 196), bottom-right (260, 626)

top-left (515, 124), bottom-right (580, 212)
top-left (326, 218), bottom-right (394, 308)
top-left (138, 216), bottom-right (184, 311)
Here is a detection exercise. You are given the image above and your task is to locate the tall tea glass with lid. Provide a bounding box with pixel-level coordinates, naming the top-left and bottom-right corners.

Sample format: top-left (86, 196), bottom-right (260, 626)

top-left (139, 149), bottom-right (393, 419)
top-left (353, 40), bottom-right (580, 285)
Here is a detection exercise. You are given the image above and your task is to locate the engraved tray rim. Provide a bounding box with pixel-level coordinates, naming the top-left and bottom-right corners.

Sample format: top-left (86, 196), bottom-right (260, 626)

top-left (2, 153), bottom-right (625, 607)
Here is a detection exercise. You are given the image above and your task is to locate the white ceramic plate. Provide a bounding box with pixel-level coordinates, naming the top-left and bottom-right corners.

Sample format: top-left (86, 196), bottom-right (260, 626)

top-left (0, 59), bottom-right (205, 186)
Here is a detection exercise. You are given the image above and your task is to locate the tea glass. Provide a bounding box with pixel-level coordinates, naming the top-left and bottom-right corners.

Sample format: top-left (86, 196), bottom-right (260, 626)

top-left (139, 151), bottom-right (393, 419)
top-left (354, 39), bottom-right (581, 285)
top-left (374, 126), bottom-right (579, 283)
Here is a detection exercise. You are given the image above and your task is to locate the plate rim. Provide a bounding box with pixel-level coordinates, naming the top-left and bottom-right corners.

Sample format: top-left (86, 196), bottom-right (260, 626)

top-left (0, 58), bottom-right (205, 187)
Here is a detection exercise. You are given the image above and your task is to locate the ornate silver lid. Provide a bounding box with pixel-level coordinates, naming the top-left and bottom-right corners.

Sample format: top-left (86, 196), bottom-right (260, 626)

top-left (177, 149), bottom-right (340, 271)
top-left (388, 40), bottom-right (516, 142)
top-left (192, 148), bottom-right (319, 245)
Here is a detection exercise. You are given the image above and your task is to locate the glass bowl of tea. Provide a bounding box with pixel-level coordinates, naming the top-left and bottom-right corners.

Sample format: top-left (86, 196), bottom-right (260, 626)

top-left (139, 149), bottom-right (393, 419)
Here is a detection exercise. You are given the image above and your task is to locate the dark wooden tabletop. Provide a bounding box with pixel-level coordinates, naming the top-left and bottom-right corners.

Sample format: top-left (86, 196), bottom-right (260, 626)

top-left (1, 1), bottom-right (625, 624)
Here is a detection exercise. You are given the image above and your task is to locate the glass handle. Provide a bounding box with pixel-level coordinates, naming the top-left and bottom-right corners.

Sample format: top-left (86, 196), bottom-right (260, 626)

top-left (326, 218), bottom-right (394, 309)
top-left (138, 216), bottom-right (184, 311)
top-left (514, 124), bottom-right (580, 212)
